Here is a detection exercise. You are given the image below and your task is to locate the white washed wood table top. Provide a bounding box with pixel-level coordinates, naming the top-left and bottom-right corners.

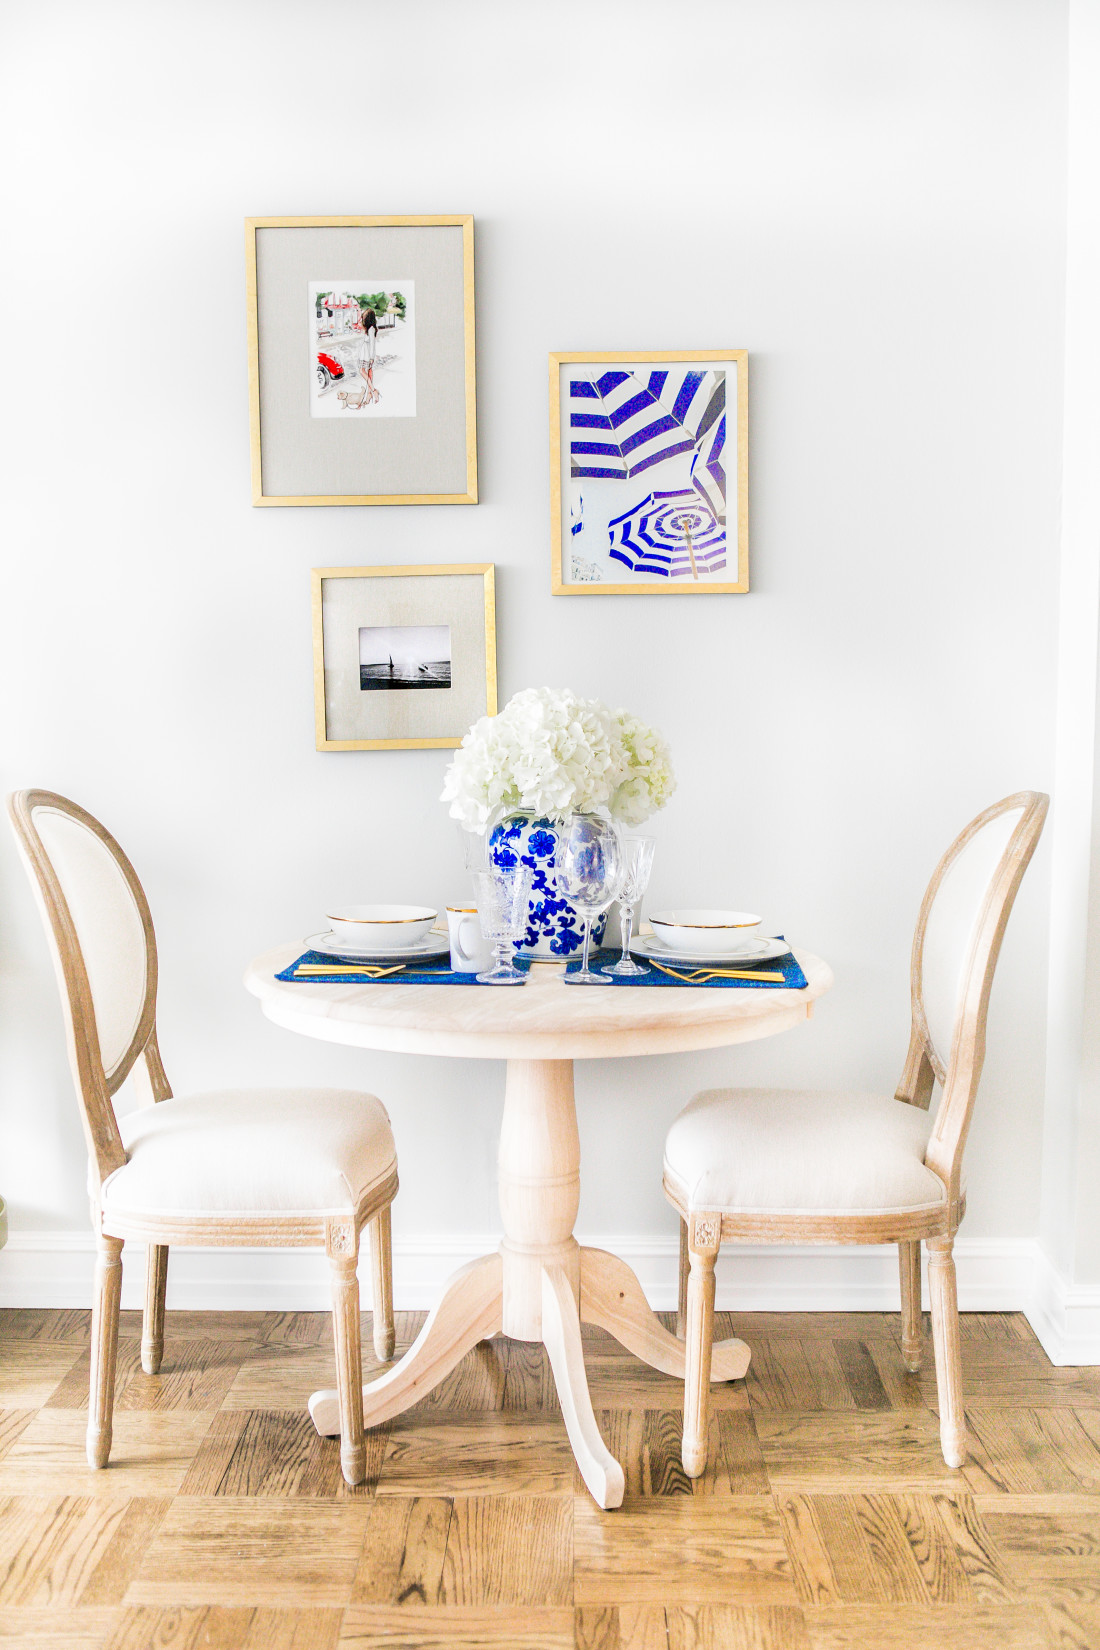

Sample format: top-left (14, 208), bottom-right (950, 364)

top-left (245, 944), bottom-right (833, 1061)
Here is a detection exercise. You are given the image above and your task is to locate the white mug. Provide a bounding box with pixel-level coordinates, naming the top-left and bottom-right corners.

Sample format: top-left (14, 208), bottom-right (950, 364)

top-left (447, 906), bottom-right (493, 973)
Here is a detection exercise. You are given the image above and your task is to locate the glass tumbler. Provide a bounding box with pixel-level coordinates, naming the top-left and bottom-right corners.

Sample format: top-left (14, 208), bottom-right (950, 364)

top-left (470, 865), bottom-right (533, 985)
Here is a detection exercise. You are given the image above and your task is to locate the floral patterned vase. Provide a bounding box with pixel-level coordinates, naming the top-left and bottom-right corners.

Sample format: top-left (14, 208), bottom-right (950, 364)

top-left (489, 813), bottom-right (609, 959)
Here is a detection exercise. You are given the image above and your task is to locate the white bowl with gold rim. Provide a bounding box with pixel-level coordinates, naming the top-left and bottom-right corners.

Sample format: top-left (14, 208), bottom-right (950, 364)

top-left (648, 909), bottom-right (762, 957)
top-left (325, 904), bottom-right (438, 950)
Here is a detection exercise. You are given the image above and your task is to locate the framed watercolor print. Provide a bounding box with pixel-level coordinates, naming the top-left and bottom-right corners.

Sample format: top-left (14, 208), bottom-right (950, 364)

top-left (247, 217), bottom-right (477, 506)
top-left (312, 565), bottom-right (496, 750)
top-left (549, 351), bottom-right (748, 594)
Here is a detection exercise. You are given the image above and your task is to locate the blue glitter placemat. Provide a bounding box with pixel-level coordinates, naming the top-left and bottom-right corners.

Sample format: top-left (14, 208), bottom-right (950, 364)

top-left (276, 949), bottom-right (533, 986)
top-left (564, 942), bottom-right (807, 989)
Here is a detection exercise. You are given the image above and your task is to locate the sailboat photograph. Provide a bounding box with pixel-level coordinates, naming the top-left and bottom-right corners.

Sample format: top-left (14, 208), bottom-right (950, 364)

top-left (359, 624), bottom-right (452, 691)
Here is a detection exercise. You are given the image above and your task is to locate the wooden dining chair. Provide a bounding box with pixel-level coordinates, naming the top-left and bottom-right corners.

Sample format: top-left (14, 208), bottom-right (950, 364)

top-left (663, 791), bottom-right (1048, 1476)
top-left (9, 789), bottom-right (398, 1486)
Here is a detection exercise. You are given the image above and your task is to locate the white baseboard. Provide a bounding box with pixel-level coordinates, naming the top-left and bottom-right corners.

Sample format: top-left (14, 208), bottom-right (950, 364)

top-left (3, 1229), bottom-right (1093, 1359)
top-left (608, 1234), bottom-right (1041, 1314)
top-left (1028, 1246), bottom-right (1100, 1365)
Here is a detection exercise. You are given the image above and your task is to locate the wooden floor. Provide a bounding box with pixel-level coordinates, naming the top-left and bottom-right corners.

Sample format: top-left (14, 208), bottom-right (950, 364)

top-left (0, 1305), bottom-right (1096, 1648)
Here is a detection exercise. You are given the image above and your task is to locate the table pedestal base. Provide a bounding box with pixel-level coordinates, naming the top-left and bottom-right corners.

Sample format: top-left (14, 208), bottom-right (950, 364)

top-left (308, 1055), bottom-right (750, 1508)
top-left (307, 1242), bottom-right (749, 1508)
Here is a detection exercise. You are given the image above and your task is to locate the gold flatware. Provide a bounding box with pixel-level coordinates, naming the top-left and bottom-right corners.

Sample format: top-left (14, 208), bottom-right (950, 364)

top-left (648, 960), bottom-right (788, 984)
top-left (292, 961), bottom-right (461, 981)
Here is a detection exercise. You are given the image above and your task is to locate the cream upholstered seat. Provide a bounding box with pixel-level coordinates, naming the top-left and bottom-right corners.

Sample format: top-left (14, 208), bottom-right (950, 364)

top-left (102, 1089), bottom-right (397, 1219)
top-left (8, 789), bottom-right (398, 1487)
top-left (665, 1089), bottom-right (945, 1217)
top-left (664, 792), bottom-right (1048, 1479)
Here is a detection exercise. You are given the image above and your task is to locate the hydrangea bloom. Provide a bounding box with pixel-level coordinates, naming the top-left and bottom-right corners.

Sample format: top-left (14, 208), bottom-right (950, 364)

top-left (441, 687), bottom-right (676, 833)
top-left (608, 709), bottom-right (677, 826)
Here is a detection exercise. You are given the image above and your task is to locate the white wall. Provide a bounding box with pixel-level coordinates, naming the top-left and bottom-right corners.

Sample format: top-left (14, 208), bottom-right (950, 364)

top-left (0, 1), bottom-right (1069, 1307)
top-left (1037, 0), bottom-right (1100, 1362)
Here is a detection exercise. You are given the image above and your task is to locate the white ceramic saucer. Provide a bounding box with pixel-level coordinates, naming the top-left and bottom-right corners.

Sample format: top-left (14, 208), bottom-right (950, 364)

top-left (304, 930), bottom-right (450, 963)
top-left (629, 934), bottom-right (792, 967)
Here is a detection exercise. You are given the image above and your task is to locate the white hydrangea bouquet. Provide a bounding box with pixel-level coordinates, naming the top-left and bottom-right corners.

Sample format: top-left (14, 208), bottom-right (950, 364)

top-left (441, 686), bottom-right (675, 956)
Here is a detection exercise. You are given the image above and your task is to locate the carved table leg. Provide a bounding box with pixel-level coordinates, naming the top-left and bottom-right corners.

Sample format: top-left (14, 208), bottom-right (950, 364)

top-left (542, 1262), bottom-right (624, 1509)
top-left (309, 1252), bottom-right (502, 1437)
top-left (579, 1246), bottom-right (750, 1381)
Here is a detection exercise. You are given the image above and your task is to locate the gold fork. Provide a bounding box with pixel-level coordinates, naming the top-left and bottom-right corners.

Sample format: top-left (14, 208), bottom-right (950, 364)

top-left (647, 960), bottom-right (787, 984)
top-left (291, 963), bottom-right (412, 980)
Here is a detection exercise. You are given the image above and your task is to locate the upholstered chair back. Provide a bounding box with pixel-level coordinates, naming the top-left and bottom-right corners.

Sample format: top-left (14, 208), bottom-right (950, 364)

top-left (903, 791), bottom-right (1048, 1207)
top-left (8, 790), bottom-right (169, 1185)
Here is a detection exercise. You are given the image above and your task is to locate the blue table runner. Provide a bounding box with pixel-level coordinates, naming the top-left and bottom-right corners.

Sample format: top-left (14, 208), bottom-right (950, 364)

top-left (277, 942), bottom-right (807, 990)
top-left (276, 949), bottom-right (535, 985)
top-left (563, 942), bottom-right (807, 989)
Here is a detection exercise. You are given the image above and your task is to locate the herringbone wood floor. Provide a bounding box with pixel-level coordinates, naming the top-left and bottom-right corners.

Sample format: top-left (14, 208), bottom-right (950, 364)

top-left (0, 1304), bottom-right (1096, 1648)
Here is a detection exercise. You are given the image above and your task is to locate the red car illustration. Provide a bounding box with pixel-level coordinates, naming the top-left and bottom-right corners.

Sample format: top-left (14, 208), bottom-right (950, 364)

top-left (316, 352), bottom-right (345, 389)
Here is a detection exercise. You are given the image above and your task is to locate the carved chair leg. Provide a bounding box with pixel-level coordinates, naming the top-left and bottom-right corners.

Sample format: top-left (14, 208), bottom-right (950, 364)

top-left (899, 1239), bottom-right (922, 1372)
top-left (327, 1221), bottom-right (365, 1486)
top-left (88, 1232), bottom-right (124, 1469)
top-left (676, 1217), bottom-right (690, 1338)
top-left (682, 1218), bottom-right (720, 1478)
top-left (369, 1204), bottom-right (395, 1362)
top-left (927, 1235), bottom-right (966, 1467)
top-left (142, 1244), bottom-right (169, 1375)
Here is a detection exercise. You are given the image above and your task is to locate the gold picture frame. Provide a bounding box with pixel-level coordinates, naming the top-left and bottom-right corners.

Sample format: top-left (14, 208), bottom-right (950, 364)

top-left (312, 565), bottom-right (497, 751)
top-left (550, 350), bottom-right (748, 594)
top-left (247, 216), bottom-right (477, 506)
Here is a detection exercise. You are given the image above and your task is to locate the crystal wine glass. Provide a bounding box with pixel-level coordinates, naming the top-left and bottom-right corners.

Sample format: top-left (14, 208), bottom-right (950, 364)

top-left (556, 813), bottom-right (624, 985)
top-left (601, 836), bottom-right (656, 976)
top-left (471, 865), bottom-right (533, 985)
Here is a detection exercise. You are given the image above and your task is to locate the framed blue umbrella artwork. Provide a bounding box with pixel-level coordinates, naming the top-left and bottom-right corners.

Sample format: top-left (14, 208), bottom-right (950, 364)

top-left (549, 351), bottom-right (748, 594)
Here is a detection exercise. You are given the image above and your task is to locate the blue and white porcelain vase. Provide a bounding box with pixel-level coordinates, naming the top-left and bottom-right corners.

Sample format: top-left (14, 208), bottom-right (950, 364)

top-left (489, 812), bottom-right (609, 959)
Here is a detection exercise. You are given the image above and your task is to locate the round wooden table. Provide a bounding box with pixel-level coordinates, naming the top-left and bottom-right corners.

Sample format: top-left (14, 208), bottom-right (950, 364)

top-left (244, 943), bottom-right (833, 1507)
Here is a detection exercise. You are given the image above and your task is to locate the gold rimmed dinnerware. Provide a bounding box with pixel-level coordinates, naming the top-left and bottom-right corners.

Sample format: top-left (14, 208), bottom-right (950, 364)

top-left (630, 932), bottom-right (792, 967)
top-left (648, 908), bottom-right (762, 956)
top-left (324, 903), bottom-right (438, 949)
top-left (304, 930), bottom-right (450, 963)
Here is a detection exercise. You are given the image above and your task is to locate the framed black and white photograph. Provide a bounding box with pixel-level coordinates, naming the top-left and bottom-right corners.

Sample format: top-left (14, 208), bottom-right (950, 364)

top-left (312, 565), bottom-right (496, 750)
top-left (549, 350), bottom-right (749, 594)
top-left (247, 216), bottom-right (477, 506)
top-left (358, 625), bottom-right (452, 691)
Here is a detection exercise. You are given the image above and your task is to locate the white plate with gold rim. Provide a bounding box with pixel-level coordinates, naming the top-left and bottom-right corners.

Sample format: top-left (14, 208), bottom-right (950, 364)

top-left (648, 908), bottom-right (762, 955)
top-left (629, 934), bottom-right (792, 967)
top-left (304, 930), bottom-right (450, 962)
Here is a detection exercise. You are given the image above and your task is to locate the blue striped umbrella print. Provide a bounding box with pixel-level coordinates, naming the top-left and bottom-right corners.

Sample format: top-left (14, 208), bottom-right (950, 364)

top-left (568, 367), bottom-right (725, 486)
top-left (568, 366), bottom-right (728, 579)
top-left (608, 488), bottom-right (726, 580)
